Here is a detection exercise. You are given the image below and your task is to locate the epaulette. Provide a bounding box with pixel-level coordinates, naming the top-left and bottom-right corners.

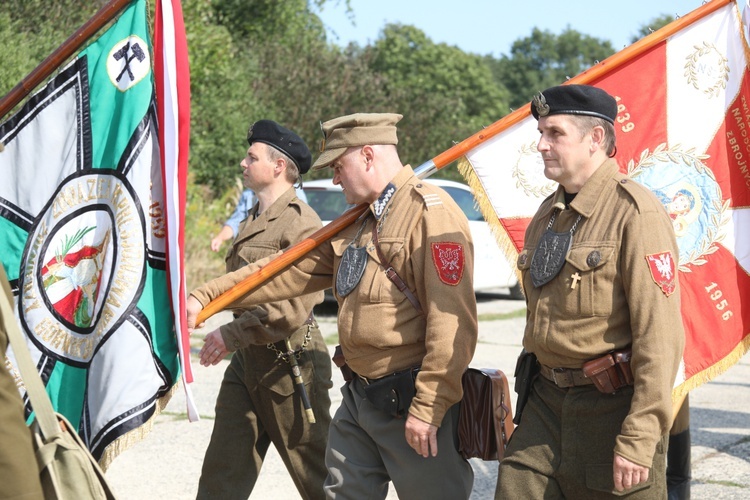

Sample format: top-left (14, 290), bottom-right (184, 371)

top-left (614, 173), bottom-right (665, 214)
top-left (413, 182), bottom-right (444, 211)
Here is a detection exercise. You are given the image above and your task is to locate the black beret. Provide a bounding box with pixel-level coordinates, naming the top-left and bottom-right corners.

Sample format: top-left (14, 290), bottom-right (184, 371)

top-left (247, 120), bottom-right (312, 175)
top-left (530, 84), bottom-right (618, 124)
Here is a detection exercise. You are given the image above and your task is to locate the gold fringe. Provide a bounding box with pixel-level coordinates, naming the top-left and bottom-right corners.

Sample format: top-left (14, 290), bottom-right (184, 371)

top-left (457, 156), bottom-right (524, 295)
top-left (672, 333), bottom-right (750, 400)
top-left (98, 381), bottom-right (181, 472)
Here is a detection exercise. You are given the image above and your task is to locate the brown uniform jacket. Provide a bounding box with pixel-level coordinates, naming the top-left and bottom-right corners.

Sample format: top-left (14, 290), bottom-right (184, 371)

top-left (517, 159), bottom-right (684, 467)
top-left (196, 187), bottom-right (324, 350)
top-left (192, 166), bottom-right (478, 426)
top-left (1, 268), bottom-right (44, 498)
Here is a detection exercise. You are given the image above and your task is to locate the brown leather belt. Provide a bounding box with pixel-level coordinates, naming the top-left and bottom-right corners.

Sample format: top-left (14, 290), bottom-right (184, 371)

top-left (538, 364), bottom-right (594, 388)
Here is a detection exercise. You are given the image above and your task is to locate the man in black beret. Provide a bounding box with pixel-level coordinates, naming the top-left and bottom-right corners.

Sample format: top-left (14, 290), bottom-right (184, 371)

top-left (496, 85), bottom-right (684, 499)
top-left (192, 120), bottom-right (332, 500)
top-left (210, 121), bottom-right (311, 252)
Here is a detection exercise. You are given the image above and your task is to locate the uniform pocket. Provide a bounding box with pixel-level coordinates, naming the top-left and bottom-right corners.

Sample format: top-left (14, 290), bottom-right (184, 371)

top-left (560, 243), bottom-right (616, 317)
top-left (236, 241), bottom-right (279, 266)
top-left (585, 463), bottom-right (653, 495)
top-left (363, 237), bottom-right (405, 304)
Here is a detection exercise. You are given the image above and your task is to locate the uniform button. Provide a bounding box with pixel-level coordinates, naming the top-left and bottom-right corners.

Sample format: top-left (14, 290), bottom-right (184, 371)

top-left (519, 254), bottom-right (527, 265)
top-left (234, 340), bottom-right (240, 348)
top-left (620, 179), bottom-right (628, 184)
top-left (586, 251), bottom-right (601, 267)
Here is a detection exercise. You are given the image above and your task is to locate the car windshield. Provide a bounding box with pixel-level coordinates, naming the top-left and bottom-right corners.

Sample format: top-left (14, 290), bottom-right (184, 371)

top-left (303, 182), bottom-right (484, 223)
top-left (440, 186), bottom-right (484, 222)
top-left (304, 189), bottom-right (348, 221)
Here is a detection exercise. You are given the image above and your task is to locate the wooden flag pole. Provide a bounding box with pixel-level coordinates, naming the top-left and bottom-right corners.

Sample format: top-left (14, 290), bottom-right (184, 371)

top-left (193, 0), bottom-right (731, 324)
top-left (0, 0), bottom-right (133, 119)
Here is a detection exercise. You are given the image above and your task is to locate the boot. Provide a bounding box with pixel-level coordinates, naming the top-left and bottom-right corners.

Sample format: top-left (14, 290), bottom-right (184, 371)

top-left (667, 428), bottom-right (691, 500)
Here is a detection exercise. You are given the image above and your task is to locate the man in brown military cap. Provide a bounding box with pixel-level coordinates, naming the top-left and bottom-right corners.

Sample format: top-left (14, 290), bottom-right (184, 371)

top-left (192, 120), bottom-right (332, 500)
top-left (495, 85), bottom-right (684, 499)
top-left (188, 112), bottom-right (477, 499)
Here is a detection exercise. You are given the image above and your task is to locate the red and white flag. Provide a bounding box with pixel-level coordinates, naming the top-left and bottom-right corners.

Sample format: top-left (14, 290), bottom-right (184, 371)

top-left (154, 0), bottom-right (197, 421)
top-left (455, 0), bottom-right (750, 395)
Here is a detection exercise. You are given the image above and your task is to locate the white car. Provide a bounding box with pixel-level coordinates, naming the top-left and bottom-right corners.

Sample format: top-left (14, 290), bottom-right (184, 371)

top-left (302, 177), bottom-right (523, 299)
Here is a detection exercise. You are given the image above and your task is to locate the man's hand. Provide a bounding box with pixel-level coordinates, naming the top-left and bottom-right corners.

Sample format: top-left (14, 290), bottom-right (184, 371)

top-left (613, 453), bottom-right (649, 492)
top-left (186, 295), bottom-right (205, 330)
top-left (404, 414), bottom-right (439, 458)
top-left (199, 329), bottom-right (229, 366)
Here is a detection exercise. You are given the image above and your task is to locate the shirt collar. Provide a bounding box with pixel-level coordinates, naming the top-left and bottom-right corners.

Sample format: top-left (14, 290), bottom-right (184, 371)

top-left (369, 165), bottom-right (413, 220)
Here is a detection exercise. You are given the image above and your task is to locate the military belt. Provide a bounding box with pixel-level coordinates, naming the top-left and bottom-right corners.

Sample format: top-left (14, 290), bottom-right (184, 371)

top-left (538, 364), bottom-right (594, 388)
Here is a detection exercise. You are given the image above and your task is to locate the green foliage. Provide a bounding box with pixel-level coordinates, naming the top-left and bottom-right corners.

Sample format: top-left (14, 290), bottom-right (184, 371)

top-left (181, 0), bottom-right (270, 192)
top-left (489, 27), bottom-right (615, 109)
top-left (183, 176), bottom-right (241, 290)
top-left (630, 14), bottom-right (675, 44)
top-left (0, 1), bottom-right (101, 101)
top-left (364, 24), bottom-right (510, 176)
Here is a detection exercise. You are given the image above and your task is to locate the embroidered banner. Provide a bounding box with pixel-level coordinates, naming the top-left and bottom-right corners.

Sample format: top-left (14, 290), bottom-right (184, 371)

top-left (0, 0), bottom-right (191, 468)
top-left (457, 0), bottom-right (750, 395)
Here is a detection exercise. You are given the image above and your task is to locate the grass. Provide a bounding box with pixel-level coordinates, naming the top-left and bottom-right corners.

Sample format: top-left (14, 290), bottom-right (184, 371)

top-left (477, 307), bottom-right (526, 322)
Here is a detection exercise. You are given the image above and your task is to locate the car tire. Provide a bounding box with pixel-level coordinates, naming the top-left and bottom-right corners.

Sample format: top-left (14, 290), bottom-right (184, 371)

top-left (509, 282), bottom-right (524, 300)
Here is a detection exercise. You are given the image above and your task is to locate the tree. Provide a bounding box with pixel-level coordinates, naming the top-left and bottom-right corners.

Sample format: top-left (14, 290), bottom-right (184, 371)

top-left (181, 0), bottom-right (272, 192)
top-left (489, 27), bottom-right (615, 110)
top-left (630, 14), bottom-right (675, 44)
top-left (0, 1), bottom-right (101, 101)
top-left (365, 24), bottom-right (510, 174)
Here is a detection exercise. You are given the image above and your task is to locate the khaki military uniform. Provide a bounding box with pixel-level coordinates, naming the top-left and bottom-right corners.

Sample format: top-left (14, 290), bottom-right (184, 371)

top-left (192, 166), bottom-right (478, 498)
top-left (1, 268), bottom-right (44, 499)
top-left (497, 159), bottom-right (684, 498)
top-left (194, 188), bottom-right (332, 500)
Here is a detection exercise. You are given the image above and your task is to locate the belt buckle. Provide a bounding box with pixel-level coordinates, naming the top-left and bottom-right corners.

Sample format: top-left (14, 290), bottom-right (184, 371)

top-left (552, 368), bottom-right (573, 387)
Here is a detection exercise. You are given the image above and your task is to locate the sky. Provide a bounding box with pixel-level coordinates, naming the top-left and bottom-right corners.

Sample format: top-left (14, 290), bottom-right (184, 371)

top-left (314, 0), bottom-right (710, 56)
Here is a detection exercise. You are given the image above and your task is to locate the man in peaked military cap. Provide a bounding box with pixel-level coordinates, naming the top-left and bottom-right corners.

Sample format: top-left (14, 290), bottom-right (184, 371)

top-left (495, 84), bottom-right (684, 499)
top-left (188, 112), bottom-right (478, 499)
top-left (192, 119), bottom-right (333, 500)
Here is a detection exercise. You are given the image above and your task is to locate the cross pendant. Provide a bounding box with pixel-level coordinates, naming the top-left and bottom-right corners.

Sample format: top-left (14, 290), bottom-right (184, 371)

top-left (570, 272), bottom-right (581, 289)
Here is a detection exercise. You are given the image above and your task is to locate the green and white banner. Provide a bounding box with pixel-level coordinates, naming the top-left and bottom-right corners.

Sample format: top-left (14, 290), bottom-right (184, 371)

top-left (0, 0), bottom-right (181, 467)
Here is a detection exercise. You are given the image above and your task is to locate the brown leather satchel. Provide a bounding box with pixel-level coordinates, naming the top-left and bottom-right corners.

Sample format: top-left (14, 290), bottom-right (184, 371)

top-left (458, 368), bottom-right (515, 461)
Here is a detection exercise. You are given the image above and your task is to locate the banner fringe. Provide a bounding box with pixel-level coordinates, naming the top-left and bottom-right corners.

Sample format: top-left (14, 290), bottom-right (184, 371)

top-left (673, 334), bottom-right (750, 400)
top-left (99, 381), bottom-right (179, 471)
top-left (458, 156), bottom-right (524, 295)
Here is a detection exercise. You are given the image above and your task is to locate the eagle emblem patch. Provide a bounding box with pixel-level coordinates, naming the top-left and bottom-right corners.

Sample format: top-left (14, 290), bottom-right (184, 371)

top-left (646, 251), bottom-right (676, 296)
top-left (431, 242), bottom-right (465, 285)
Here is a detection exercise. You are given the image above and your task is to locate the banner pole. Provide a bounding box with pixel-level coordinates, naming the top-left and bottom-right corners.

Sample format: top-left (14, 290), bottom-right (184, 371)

top-left (193, 0), bottom-right (732, 324)
top-left (0, 0), bottom-right (134, 119)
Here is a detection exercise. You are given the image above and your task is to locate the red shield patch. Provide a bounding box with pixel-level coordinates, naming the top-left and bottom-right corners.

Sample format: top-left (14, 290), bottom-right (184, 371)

top-left (431, 242), bottom-right (465, 286)
top-left (645, 251), bottom-right (676, 296)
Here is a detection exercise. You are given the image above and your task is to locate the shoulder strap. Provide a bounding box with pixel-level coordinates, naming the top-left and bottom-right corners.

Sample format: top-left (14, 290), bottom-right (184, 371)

top-left (0, 266), bottom-right (62, 441)
top-left (372, 223), bottom-right (424, 316)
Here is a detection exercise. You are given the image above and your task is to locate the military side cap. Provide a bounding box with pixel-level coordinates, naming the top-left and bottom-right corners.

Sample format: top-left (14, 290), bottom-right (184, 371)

top-left (530, 84), bottom-right (617, 124)
top-left (312, 112), bottom-right (403, 170)
top-left (247, 120), bottom-right (312, 174)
